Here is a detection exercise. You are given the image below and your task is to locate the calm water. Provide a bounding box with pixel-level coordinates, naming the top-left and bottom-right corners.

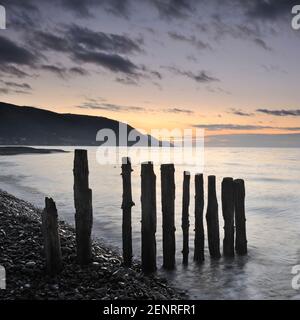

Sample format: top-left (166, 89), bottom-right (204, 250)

top-left (0, 147), bottom-right (300, 300)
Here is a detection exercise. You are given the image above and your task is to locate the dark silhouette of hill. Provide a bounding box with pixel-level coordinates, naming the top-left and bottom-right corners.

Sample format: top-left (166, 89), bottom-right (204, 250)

top-left (0, 102), bottom-right (155, 146)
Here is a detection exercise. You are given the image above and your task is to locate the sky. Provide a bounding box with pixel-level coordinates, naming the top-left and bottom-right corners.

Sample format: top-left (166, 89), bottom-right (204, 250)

top-left (0, 0), bottom-right (300, 138)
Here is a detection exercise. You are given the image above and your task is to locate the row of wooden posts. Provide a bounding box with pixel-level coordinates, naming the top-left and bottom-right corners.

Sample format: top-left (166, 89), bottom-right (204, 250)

top-left (122, 158), bottom-right (247, 273)
top-left (41, 149), bottom-right (247, 276)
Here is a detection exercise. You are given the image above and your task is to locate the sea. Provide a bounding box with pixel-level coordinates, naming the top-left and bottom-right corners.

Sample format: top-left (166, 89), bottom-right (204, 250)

top-left (0, 146), bottom-right (300, 300)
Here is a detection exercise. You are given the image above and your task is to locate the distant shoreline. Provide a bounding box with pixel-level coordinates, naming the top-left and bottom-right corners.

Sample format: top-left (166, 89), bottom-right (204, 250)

top-left (0, 146), bottom-right (69, 156)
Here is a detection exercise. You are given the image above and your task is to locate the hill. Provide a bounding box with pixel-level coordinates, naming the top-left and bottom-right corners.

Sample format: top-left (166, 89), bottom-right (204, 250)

top-left (0, 102), bottom-right (153, 146)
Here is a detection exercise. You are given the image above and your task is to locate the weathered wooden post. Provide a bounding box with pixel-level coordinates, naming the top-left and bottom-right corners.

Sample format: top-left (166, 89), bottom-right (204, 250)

top-left (73, 149), bottom-right (93, 265)
top-left (161, 164), bottom-right (176, 270)
top-left (206, 175), bottom-right (221, 259)
top-left (121, 157), bottom-right (134, 267)
top-left (141, 162), bottom-right (157, 273)
top-left (222, 177), bottom-right (235, 257)
top-left (234, 179), bottom-right (247, 255)
top-left (182, 171), bottom-right (190, 265)
top-left (194, 174), bottom-right (205, 263)
top-left (42, 197), bottom-right (62, 276)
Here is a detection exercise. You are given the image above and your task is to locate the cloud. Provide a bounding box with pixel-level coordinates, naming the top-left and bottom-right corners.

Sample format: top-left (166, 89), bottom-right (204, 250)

top-left (0, 36), bottom-right (37, 65)
top-left (165, 66), bottom-right (219, 83)
top-left (0, 65), bottom-right (30, 78)
top-left (67, 25), bottom-right (142, 54)
top-left (0, 79), bottom-right (32, 96)
top-left (164, 108), bottom-right (194, 115)
top-left (194, 123), bottom-right (300, 131)
top-left (27, 26), bottom-right (148, 80)
top-left (32, 31), bottom-right (70, 52)
top-left (1, 81), bottom-right (32, 90)
top-left (261, 64), bottom-right (288, 74)
top-left (253, 38), bottom-right (272, 51)
top-left (116, 76), bottom-right (139, 86)
top-left (72, 51), bottom-right (139, 75)
top-left (77, 102), bottom-right (146, 112)
top-left (244, 0), bottom-right (298, 20)
top-left (40, 64), bottom-right (89, 78)
top-left (60, 0), bottom-right (130, 18)
top-left (150, 0), bottom-right (194, 20)
top-left (168, 31), bottom-right (212, 50)
top-left (229, 108), bottom-right (254, 117)
top-left (257, 109), bottom-right (300, 116)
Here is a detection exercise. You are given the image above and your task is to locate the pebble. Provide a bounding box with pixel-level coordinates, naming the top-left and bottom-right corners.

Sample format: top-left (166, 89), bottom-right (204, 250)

top-left (0, 190), bottom-right (183, 301)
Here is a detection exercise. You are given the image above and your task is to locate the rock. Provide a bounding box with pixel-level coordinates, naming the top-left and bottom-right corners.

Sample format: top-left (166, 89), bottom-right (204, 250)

top-left (25, 261), bottom-right (36, 267)
top-left (0, 189), bottom-right (183, 301)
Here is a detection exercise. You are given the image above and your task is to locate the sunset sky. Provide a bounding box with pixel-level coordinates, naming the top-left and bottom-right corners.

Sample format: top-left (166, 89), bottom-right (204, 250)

top-left (0, 0), bottom-right (300, 137)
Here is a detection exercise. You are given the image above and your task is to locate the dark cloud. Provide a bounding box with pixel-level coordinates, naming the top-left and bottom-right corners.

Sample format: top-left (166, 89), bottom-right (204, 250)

top-left (194, 123), bottom-right (300, 131)
top-left (165, 108), bottom-right (194, 114)
top-left (77, 102), bottom-right (145, 112)
top-left (116, 76), bottom-right (139, 86)
top-left (69, 67), bottom-right (89, 76)
top-left (60, 0), bottom-right (130, 18)
top-left (41, 65), bottom-right (69, 78)
top-left (26, 26), bottom-right (145, 80)
top-left (68, 25), bottom-right (142, 54)
top-left (2, 0), bottom-right (130, 20)
top-left (229, 108), bottom-right (254, 117)
top-left (0, 79), bottom-right (32, 95)
top-left (168, 31), bottom-right (212, 51)
top-left (253, 38), bottom-right (272, 51)
top-left (1, 81), bottom-right (32, 90)
top-left (194, 124), bottom-right (273, 131)
top-left (32, 31), bottom-right (70, 52)
top-left (41, 64), bottom-right (89, 78)
top-left (244, 0), bottom-right (298, 20)
top-left (150, 0), bottom-right (194, 20)
top-left (0, 65), bottom-right (30, 78)
top-left (72, 51), bottom-right (139, 74)
top-left (165, 66), bottom-right (219, 83)
top-left (150, 71), bottom-right (162, 80)
top-left (257, 109), bottom-right (300, 116)
top-left (0, 36), bottom-right (36, 65)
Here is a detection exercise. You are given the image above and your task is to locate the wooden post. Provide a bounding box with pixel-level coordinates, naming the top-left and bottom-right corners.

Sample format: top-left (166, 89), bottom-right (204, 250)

top-left (206, 175), bottom-right (221, 259)
top-left (222, 177), bottom-right (235, 257)
top-left (121, 157), bottom-right (134, 267)
top-left (161, 164), bottom-right (176, 270)
top-left (73, 149), bottom-right (93, 265)
top-left (194, 174), bottom-right (205, 263)
top-left (182, 171), bottom-right (190, 265)
top-left (42, 197), bottom-right (62, 276)
top-left (234, 179), bottom-right (247, 255)
top-left (141, 162), bottom-right (157, 273)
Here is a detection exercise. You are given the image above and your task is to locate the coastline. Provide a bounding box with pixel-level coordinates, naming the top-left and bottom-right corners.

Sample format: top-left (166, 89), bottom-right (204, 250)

top-left (0, 147), bottom-right (69, 156)
top-left (0, 190), bottom-right (184, 300)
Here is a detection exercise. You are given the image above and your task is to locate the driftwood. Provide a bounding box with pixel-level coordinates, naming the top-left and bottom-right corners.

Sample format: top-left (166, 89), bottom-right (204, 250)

top-left (206, 175), bottom-right (221, 259)
top-left (182, 171), bottom-right (190, 265)
top-left (194, 174), bottom-right (205, 263)
top-left (73, 149), bottom-right (93, 265)
top-left (42, 197), bottom-right (62, 276)
top-left (141, 162), bottom-right (157, 273)
top-left (121, 157), bottom-right (135, 267)
top-left (161, 164), bottom-right (176, 270)
top-left (222, 177), bottom-right (235, 257)
top-left (234, 179), bottom-right (247, 255)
